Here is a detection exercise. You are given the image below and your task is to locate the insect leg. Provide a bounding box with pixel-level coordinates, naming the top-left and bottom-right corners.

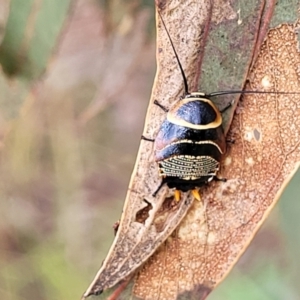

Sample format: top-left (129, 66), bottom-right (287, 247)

top-left (152, 179), bottom-right (166, 197)
top-left (154, 100), bottom-right (169, 112)
top-left (220, 101), bottom-right (233, 113)
top-left (141, 136), bottom-right (155, 142)
top-left (174, 190), bottom-right (181, 201)
top-left (213, 176), bottom-right (227, 182)
top-left (191, 189), bottom-right (201, 201)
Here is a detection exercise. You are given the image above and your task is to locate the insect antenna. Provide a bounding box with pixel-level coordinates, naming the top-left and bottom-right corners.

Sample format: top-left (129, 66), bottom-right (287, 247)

top-left (208, 90), bottom-right (300, 98)
top-left (157, 9), bottom-right (189, 95)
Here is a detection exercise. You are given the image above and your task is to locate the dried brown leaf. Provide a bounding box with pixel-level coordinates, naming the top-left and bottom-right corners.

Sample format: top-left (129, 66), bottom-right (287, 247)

top-left (132, 23), bottom-right (300, 300)
top-left (82, 0), bottom-right (272, 298)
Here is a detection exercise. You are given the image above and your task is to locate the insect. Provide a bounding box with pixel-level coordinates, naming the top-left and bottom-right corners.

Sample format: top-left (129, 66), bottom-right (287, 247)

top-left (147, 91), bottom-right (228, 202)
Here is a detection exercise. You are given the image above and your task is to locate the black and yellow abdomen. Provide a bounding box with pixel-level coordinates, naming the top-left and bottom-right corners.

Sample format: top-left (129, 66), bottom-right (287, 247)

top-left (153, 93), bottom-right (226, 194)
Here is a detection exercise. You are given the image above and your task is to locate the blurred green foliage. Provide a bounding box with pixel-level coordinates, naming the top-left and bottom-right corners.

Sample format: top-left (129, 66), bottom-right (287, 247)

top-left (0, 1), bottom-right (299, 300)
top-left (0, 0), bottom-right (72, 78)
